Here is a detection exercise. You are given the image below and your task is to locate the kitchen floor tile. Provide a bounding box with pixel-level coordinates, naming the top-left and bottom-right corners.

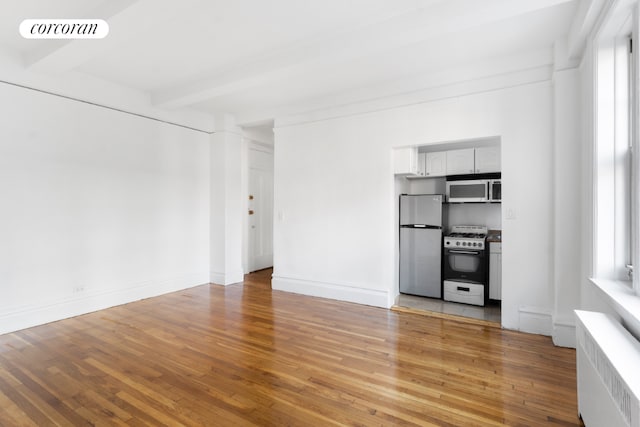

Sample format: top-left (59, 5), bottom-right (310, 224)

top-left (395, 294), bottom-right (501, 324)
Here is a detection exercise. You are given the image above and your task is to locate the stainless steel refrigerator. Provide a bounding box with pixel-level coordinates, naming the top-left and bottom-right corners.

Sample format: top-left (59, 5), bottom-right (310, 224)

top-left (399, 194), bottom-right (446, 298)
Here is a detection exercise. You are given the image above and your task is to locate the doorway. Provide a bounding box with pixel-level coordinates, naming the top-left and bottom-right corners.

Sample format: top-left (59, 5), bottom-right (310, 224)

top-left (247, 143), bottom-right (274, 272)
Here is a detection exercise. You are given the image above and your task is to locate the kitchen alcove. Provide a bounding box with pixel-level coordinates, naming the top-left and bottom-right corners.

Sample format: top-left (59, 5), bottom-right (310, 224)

top-left (393, 136), bottom-right (502, 326)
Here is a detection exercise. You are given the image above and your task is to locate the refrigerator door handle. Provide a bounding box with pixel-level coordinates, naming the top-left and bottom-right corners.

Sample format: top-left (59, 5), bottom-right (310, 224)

top-left (400, 224), bottom-right (442, 230)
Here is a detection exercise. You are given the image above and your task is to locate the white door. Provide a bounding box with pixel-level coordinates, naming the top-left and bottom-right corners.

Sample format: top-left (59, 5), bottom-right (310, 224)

top-left (248, 148), bottom-right (274, 272)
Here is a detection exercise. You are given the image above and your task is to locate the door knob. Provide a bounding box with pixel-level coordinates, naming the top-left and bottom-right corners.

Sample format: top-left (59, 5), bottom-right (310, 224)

top-left (248, 210), bottom-right (254, 215)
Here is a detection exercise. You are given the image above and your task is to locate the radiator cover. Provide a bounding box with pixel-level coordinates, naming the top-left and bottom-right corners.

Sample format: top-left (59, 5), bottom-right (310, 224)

top-left (575, 310), bottom-right (640, 427)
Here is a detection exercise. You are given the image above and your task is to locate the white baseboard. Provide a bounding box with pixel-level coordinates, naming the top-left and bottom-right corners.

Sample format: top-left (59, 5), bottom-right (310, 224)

top-left (552, 313), bottom-right (576, 348)
top-left (272, 275), bottom-right (390, 308)
top-left (552, 322), bottom-right (576, 348)
top-left (518, 306), bottom-right (553, 336)
top-left (210, 270), bottom-right (244, 286)
top-left (0, 273), bottom-right (209, 335)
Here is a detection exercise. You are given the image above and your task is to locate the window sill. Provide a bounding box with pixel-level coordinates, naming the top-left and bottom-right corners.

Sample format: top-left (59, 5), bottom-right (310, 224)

top-left (590, 278), bottom-right (640, 339)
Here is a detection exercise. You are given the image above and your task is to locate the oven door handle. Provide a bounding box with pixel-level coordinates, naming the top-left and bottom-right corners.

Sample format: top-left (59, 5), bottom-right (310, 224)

top-left (447, 250), bottom-right (481, 255)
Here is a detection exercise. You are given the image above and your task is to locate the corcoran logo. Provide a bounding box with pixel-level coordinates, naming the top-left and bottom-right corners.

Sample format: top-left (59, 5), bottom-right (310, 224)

top-left (19, 19), bottom-right (109, 39)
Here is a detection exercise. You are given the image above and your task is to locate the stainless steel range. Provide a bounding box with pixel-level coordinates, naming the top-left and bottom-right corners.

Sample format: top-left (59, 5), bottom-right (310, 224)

top-left (443, 225), bottom-right (487, 250)
top-left (443, 225), bottom-right (488, 306)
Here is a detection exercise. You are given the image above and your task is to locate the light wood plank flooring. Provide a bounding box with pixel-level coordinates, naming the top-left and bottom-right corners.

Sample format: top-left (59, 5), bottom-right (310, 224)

top-left (0, 269), bottom-right (582, 426)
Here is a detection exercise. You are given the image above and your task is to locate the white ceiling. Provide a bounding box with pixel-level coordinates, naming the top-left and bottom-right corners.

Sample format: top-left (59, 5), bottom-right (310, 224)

top-left (0, 0), bottom-right (580, 126)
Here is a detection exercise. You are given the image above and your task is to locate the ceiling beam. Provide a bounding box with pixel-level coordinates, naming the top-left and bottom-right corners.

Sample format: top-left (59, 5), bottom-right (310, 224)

top-left (24, 0), bottom-right (199, 73)
top-left (152, 0), bottom-right (575, 110)
top-left (567, 0), bottom-right (606, 62)
top-left (234, 48), bottom-right (553, 126)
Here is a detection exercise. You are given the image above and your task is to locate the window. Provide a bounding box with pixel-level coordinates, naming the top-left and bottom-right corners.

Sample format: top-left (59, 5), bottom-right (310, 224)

top-left (632, 15), bottom-right (640, 294)
top-left (614, 30), bottom-right (632, 281)
top-left (594, 1), bottom-right (638, 292)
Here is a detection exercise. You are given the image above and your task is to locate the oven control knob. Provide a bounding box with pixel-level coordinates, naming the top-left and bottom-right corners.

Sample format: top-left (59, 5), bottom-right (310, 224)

top-left (456, 242), bottom-right (460, 246)
top-left (472, 242), bottom-right (477, 247)
top-left (462, 242), bottom-right (467, 246)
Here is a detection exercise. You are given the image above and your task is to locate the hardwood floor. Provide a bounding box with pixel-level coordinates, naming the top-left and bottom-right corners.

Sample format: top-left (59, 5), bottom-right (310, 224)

top-left (0, 269), bottom-right (582, 426)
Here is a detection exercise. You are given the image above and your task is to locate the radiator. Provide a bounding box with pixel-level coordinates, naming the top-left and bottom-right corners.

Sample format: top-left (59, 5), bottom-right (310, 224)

top-left (575, 310), bottom-right (640, 427)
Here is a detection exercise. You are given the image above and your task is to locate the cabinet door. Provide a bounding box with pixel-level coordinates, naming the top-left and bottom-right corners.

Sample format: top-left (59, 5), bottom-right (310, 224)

top-left (489, 243), bottom-right (502, 300)
top-left (496, 253), bottom-right (502, 299)
top-left (425, 151), bottom-right (447, 177)
top-left (417, 152), bottom-right (427, 177)
top-left (446, 148), bottom-right (475, 175)
top-left (475, 146), bottom-right (501, 173)
top-left (393, 147), bottom-right (419, 175)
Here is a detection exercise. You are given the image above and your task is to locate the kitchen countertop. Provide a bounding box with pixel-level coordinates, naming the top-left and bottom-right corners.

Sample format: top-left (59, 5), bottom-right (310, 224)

top-left (486, 229), bottom-right (502, 243)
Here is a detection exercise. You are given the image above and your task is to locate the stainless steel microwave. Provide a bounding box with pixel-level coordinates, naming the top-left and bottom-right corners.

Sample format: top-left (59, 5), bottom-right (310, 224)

top-left (446, 179), bottom-right (501, 203)
top-left (489, 179), bottom-right (501, 202)
top-left (446, 179), bottom-right (489, 202)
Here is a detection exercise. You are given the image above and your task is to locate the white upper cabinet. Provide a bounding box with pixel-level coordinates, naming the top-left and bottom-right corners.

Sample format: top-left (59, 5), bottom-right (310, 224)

top-left (424, 151), bottom-right (447, 177)
top-left (446, 148), bottom-right (475, 175)
top-left (394, 147), bottom-right (424, 176)
top-left (395, 144), bottom-right (500, 177)
top-left (475, 146), bottom-right (501, 173)
top-left (417, 152), bottom-right (427, 177)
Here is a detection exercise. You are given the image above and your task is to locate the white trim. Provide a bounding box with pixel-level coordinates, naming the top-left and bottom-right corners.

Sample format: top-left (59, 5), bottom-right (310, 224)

top-left (552, 317), bottom-right (577, 348)
top-left (247, 140), bottom-right (274, 152)
top-left (272, 275), bottom-right (390, 308)
top-left (275, 65), bottom-right (552, 128)
top-left (592, 0), bottom-right (639, 282)
top-left (590, 278), bottom-right (640, 338)
top-left (568, 0), bottom-right (608, 61)
top-left (0, 51), bottom-right (213, 132)
top-left (632, 4), bottom-right (640, 294)
top-left (210, 270), bottom-right (244, 286)
top-left (0, 273), bottom-right (209, 335)
top-left (518, 306), bottom-right (553, 336)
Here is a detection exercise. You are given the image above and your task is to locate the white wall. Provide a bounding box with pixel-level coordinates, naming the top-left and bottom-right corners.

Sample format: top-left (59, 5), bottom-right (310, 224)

top-left (273, 78), bottom-right (556, 333)
top-left (579, 39), bottom-right (612, 316)
top-left (447, 204), bottom-right (502, 231)
top-left (210, 128), bottom-right (244, 285)
top-left (0, 82), bottom-right (210, 334)
top-left (552, 65), bottom-right (582, 347)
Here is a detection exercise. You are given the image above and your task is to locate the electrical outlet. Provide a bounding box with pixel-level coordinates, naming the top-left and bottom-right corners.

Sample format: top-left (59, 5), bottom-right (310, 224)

top-left (72, 286), bottom-right (85, 293)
